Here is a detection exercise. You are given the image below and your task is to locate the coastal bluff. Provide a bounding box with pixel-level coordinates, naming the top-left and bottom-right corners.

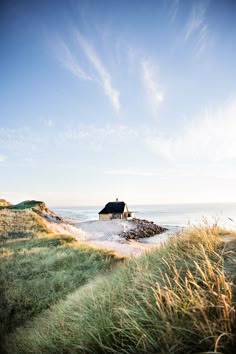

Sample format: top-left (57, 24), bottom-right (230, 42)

top-left (0, 200), bottom-right (64, 238)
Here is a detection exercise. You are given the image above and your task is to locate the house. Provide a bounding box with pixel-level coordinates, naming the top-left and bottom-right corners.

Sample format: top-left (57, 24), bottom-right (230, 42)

top-left (98, 199), bottom-right (134, 220)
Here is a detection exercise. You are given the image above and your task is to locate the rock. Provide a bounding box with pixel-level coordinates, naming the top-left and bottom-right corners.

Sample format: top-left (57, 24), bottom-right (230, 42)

top-left (119, 218), bottom-right (167, 240)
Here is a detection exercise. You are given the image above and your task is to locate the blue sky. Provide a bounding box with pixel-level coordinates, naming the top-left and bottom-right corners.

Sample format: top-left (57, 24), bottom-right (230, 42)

top-left (1, 0), bottom-right (236, 206)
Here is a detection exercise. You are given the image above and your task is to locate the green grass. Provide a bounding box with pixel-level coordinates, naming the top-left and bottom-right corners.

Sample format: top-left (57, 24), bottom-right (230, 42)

top-left (3, 224), bottom-right (236, 354)
top-left (0, 234), bottom-right (122, 344)
top-left (0, 199), bottom-right (45, 211)
top-left (8, 200), bottom-right (46, 210)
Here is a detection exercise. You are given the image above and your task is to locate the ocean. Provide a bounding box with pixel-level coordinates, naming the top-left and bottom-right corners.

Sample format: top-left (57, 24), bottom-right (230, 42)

top-left (52, 203), bottom-right (236, 233)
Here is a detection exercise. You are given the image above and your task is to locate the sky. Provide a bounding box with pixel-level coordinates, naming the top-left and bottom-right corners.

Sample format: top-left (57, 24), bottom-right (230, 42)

top-left (1, 0), bottom-right (236, 206)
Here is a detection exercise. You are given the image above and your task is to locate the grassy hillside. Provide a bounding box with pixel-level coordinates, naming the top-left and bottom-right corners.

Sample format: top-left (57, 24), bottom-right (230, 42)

top-left (3, 224), bottom-right (236, 354)
top-left (0, 233), bottom-right (122, 344)
top-left (0, 198), bottom-right (65, 239)
top-left (0, 208), bottom-right (50, 238)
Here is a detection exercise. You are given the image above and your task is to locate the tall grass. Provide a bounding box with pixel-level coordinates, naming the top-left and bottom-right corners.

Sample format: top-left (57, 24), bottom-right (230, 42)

top-left (0, 208), bottom-right (50, 238)
top-left (0, 234), bottom-right (121, 342)
top-left (4, 224), bottom-right (236, 354)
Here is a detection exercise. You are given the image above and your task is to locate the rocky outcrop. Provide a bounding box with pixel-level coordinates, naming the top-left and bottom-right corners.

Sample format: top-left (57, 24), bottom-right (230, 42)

top-left (119, 218), bottom-right (167, 240)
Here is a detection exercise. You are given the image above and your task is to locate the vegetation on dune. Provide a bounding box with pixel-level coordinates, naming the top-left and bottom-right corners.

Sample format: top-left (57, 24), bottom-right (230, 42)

top-left (0, 199), bottom-right (47, 211)
top-left (3, 224), bottom-right (236, 354)
top-left (1, 200), bottom-right (236, 353)
top-left (0, 208), bottom-right (50, 238)
top-left (0, 233), bottom-right (121, 343)
top-left (7, 200), bottom-right (47, 210)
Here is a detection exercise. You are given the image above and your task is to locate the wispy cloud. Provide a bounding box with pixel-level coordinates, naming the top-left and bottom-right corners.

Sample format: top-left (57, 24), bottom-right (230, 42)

top-left (0, 127), bottom-right (44, 162)
top-left (142, 60), bottom-right (164, 113)
top-left (0, 127), bottom-right (31, 148)
top-left (168, 0), bottom-right (179, 23)
top-left (61, 124), bottom-right (138, 141)
top-left (44, 119), bottom-right (54, 128)
top-left (104, 169), bottom-right (159, 177)
top-left (105, 165), bottom-right (236, 180)
top-left (146, 97), bottom-right (236, 163)
top-left (0, 154), bottom-right (7, 162)
top-left (76, 32), bottom-right (120, 112)
top-left (59, 123), bottom-right (138, 153)
top-left (56, 40), bottom-right (91, 81)
top-left (185, 1), bottom-right (209, 55)
top-left (0, 127), bottom-right (42, 143)
top-left (55, 33), bottom-right (120, 112)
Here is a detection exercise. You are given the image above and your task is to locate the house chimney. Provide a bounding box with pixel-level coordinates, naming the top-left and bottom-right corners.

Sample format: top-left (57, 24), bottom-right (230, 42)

top-left (116, 198), bottom-right (118, 202)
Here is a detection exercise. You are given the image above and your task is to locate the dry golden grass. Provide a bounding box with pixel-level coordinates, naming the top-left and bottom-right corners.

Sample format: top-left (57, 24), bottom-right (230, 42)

top-left (3, 224), bottom-right (236, 354)
top-left (0, 208), bottom-right (50, 238)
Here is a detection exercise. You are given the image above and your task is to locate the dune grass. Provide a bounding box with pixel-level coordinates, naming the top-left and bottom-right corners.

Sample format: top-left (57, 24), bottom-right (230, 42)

top-left (9, 200), bottom-right (44, 209)
top-left (0, 208), bottom-right (50, 238)
top-left (0, 233), bottom-right (122, 344)
top-left (1, 199), bottom-right (46, 210)
top-left (3, 224), bottom-right (236, 354)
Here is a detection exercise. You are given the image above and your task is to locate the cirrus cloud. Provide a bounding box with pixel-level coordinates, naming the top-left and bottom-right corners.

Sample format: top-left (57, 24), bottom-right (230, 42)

top-left (184, 1), bottom-right (210, 56)
top-left (142, 60), bottom-right (164, 114)
top-left (0, 154), bottom-right (7, 162)
top-left (76, 31), bottom-right (120, 112)
top-left (54, 31), bottom-right (121, 112)
top-left (146, 97), bottom-right (236, 163)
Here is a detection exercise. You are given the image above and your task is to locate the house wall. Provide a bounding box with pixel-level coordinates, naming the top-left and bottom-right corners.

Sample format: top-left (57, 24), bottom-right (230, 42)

top-left (123, 204), bottom-right (134, 219)
top-left (112, 213), bottom-right (122, 219)
top-left (99, 213), bottom-right (112, 220)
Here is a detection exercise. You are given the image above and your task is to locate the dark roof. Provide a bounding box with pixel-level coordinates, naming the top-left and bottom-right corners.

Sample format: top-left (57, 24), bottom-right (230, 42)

top-left (99, 201), bottom-right (127, 214)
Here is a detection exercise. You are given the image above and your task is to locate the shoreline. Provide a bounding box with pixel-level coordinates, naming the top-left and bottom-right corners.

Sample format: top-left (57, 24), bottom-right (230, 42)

top-left (45, 217), bottom-right (173, 257)
top-left (0, 200), bottom-right (174, 257)
top-left (52, 203), bottom-right (236, 233)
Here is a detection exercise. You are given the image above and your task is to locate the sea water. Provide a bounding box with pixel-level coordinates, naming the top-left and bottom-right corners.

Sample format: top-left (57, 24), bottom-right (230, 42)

top-left (52, 203), bottom-right (236, 233)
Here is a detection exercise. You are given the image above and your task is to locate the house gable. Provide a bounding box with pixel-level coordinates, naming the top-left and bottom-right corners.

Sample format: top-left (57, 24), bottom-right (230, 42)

top-left (99, 202), bottom-right (126, 215)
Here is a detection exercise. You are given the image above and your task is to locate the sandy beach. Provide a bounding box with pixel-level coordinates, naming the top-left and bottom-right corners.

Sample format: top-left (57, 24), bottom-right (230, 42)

top-left (45, 218), bottom-right (172, 257)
